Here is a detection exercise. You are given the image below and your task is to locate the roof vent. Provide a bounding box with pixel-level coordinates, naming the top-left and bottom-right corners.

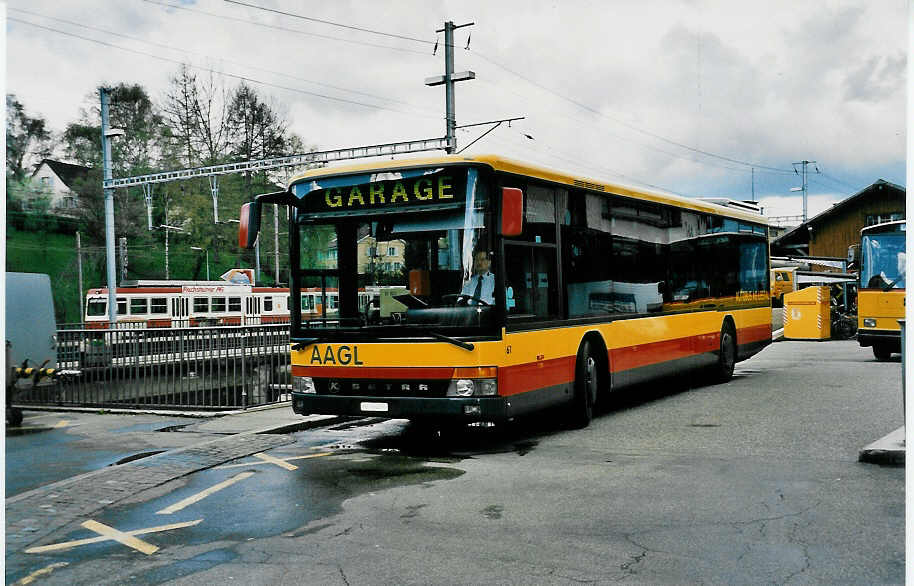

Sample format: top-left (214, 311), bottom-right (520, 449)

top-left (573, 179), bottom-right (604, 192)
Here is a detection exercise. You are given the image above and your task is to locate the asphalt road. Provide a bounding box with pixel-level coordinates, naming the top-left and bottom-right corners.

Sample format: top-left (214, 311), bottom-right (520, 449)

top-left (7, 338), bottom-right (904, 585)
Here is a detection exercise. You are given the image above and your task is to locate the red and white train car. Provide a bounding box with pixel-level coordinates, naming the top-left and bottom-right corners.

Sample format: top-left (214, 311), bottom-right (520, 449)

top-left (84, 280), bottom-right (292, 328)
top-left (84, 281), bottom-right (374, 328)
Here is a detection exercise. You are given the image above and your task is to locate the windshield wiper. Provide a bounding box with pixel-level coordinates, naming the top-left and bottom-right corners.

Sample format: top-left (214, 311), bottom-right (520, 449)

top-left (291, 337), bottom-right (321, 351)
top-left (882, 274), bottom-right (905, 291)
top-left (409, 328), bottom-right (475, 351)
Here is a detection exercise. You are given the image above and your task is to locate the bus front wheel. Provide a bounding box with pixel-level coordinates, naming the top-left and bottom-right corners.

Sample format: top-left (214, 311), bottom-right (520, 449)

top-left (568, 340), bottom-right (600, 428)
top-left (873, 343), bottom-right (893, 361)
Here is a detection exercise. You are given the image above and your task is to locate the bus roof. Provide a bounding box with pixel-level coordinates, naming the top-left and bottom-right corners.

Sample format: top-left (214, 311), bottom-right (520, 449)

top-left (861, 219), bottom-right (905, 235)
top-left (286, 154), bottom-right (768, 224)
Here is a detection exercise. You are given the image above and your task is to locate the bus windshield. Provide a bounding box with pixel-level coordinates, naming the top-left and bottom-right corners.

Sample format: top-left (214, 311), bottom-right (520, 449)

top-left (861, 231), bottom-right (905, 289)
top-left (291, 167), bottom-right (496, 337)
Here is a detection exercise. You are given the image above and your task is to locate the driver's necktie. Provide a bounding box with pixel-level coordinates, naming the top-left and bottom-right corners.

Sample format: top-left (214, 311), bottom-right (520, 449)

top-left (472, 275), bottom-right (483, 304)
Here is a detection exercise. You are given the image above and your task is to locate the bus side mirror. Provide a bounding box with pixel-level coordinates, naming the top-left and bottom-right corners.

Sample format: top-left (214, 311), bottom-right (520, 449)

top-left (501, 187), bottom-right (523, 237)
top-left (239, 201), bottom-right (261, 249)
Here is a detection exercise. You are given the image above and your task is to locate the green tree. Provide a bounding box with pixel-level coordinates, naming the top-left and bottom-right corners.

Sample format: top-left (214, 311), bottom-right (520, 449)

top-left (6, 94), bottom-right (52, 182)
top-left (63, 83), bottom-right (168, 247)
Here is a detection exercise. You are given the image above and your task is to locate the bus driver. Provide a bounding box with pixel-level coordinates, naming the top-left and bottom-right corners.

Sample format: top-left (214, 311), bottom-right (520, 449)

top-left (460, 249), bottom-right (495, 305)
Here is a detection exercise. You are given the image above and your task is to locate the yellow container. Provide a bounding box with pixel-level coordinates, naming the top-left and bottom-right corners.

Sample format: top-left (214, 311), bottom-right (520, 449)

top-left (783, 286), bottom-right (831, 340)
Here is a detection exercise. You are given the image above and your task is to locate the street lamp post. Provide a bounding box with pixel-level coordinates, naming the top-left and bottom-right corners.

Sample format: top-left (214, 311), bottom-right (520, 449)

top-left (191, 246), bottom-right (210, 281)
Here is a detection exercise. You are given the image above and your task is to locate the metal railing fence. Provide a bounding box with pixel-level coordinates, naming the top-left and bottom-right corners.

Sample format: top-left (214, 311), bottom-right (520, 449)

top-left (14, 324), bottom-right (292, 410)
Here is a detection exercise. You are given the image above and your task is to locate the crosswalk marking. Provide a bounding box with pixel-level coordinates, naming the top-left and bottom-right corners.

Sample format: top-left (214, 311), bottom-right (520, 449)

top-left (24, 519), bottom-right (202, 554)
top-left (217, 451), bottom-right (332, 470)
top-left (80, 520), bottom-right (159, 554)
top-left (253, 452), bottom-right (298, 470)
top-left (156, 472), bottom-right (254, 514)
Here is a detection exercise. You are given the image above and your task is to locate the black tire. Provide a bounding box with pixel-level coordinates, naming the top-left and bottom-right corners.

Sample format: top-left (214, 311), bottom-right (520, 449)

top-left (873, 343), bottom-right (892, 361)
top-left (6, 406), bottom-right (22, 427)
top-left (569, 340), bottom-right (600, 428)
top-left (710, 323), bottom-right (737, 383)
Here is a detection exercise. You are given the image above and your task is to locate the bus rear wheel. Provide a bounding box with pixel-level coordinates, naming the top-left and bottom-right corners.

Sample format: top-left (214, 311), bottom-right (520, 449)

top-left (709, 323), bottom-right (737, 383)
top-left (568, 340), bottom-right (600, 428)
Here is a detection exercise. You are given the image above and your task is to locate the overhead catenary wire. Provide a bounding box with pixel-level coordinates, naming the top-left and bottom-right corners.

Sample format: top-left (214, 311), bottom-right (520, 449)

top-left (222, 0), bottom-right (435, 45)
top-left (464, 43), bottom-right (795, 176)
top-left (153, 2), bottom-right (803, 182)
top-left (141, 0), bottom-right (432, 56)
top-left (10, 6), bottom-right (438, 116)
top-left (8, 17), bottom-right (438, 120)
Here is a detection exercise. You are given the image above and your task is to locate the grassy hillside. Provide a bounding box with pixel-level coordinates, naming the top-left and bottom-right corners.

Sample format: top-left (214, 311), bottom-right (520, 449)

top-left (6, 225), bottom-right (275, 325)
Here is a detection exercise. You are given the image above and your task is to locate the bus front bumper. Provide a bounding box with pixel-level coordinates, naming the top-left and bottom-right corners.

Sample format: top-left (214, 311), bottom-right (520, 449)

top-left (858, 329), bottom-right (901, 350)
top-left (291, 392), bottom-right (509, 422)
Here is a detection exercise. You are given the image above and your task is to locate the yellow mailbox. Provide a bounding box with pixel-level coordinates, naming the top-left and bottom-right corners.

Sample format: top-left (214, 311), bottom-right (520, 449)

top-left (783, 286), bottom-right (831, 340)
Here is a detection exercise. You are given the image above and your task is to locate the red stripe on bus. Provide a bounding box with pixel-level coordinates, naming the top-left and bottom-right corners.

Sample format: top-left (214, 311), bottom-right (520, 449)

top-left (610, 335), bottom-right (702, 372)
top-left (498, 357), bottom-right (575, 396)
top-left (737, 324), bottom-right (771, 344)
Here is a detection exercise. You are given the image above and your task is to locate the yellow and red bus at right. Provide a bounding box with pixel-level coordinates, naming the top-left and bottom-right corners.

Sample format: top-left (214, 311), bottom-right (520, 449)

top-left (857, 220), bottom-right (905, 361)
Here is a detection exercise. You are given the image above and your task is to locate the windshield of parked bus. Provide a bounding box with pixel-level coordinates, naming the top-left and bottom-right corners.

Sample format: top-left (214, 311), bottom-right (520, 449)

top-left (862, 231), bottom-right (905, 289)
top-left (292, 167), bottom-right (496, 334)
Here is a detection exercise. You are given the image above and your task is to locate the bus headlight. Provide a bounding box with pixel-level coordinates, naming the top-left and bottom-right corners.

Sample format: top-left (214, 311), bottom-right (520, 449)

top-left (293, 376), bottom-right (316, 394)
top-left (863, 318), bottom-right (877, 328)
top-left (446, 378), bottom-right (497, 397)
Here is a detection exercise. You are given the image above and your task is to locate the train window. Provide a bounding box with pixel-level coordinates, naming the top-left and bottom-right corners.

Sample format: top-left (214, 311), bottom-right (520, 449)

top-left (264, 297), bottom-right (273, 311)
top-left (193, 297), bottom-right (209, 313)
top-left (87, 299), bottom-right (106, 317)
top-left (212, 297), bottom-right (227, 312)
top-left (150, 298), bottom-right (167, 314)
top-left (117, 297), bottom-right (127, 315)
top-left (130, 298), bottom-right (149, 315)
top-left (229, 297), bottom-right (242, 312)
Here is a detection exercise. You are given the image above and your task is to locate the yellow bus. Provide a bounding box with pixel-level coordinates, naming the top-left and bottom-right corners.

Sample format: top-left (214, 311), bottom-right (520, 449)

top-left (239, 155), bottom-right (771, 427)
top-left (857, 220), bottom-right (905, 361)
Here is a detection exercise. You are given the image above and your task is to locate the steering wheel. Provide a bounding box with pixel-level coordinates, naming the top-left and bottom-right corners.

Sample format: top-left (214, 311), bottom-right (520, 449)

top-left (441, 294), bottom-right (491, 307)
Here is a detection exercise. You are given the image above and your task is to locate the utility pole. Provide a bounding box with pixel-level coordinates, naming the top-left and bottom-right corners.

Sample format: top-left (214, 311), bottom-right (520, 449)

top-left (274, 205), bottom-right (280, 285)
top-left (751, 167), bottom-right (755, 202)
top-left (426, 21), bottom-right (475, 153)
top-left (119, 237), bottom-right (128, 283)
top-left (100, 88), bottom-right (119, 325)
top-left (792, 160), bottom-right (819, 222)
top-left (76, 231), bottom-right (84, 324)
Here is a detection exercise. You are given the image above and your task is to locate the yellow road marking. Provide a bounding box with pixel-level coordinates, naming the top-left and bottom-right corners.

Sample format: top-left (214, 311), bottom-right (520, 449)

top-left (14, 562), bottom-right (68, 584)
top-left (22, 414), bottom-right (60, 421)
top-left (25, 519), bottom-right (202, 554)
top-left (217, 451), bottom-right (333, 469)
top-left (80, 520), bottom-right (159, 555)
top-left (53, 420), bottom-right (70, 428)
top-left (156, 472), bottom-right (254, 515)
top-left (254, 452), bottom-right (298, 470)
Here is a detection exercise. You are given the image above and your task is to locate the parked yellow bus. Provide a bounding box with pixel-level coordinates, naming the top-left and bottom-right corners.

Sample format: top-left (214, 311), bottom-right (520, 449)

top-left (857, 220), bottom-right (905, 361)
top-left (239, 155), bottom-right (771, 427)
top-left (770, 267), bottom-right (797, 306)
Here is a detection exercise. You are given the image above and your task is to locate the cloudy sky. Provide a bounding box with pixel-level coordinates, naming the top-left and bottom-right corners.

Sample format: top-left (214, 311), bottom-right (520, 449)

top-left (6, 0), bottom-right (907, 220)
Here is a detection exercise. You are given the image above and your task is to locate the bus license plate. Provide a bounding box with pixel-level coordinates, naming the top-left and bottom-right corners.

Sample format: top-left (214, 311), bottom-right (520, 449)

top-left (360, 402), bottom-right (388, 413)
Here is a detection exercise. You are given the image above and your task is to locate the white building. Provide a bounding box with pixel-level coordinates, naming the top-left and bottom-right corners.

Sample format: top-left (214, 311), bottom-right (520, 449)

top-left (29, 159), bottom-right (90, 217)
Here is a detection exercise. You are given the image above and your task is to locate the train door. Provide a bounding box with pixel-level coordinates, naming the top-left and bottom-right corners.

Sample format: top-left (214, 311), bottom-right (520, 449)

top-left (172, 296), bottom-right (188, 326)
top-left (245, 295), bottom-right (262, 325)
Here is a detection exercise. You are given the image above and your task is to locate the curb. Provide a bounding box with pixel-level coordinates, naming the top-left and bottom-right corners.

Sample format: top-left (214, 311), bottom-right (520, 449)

top-left (9, 401), bottom-right (292, 419)
top-left (859, 426), bottom-right (905, 465)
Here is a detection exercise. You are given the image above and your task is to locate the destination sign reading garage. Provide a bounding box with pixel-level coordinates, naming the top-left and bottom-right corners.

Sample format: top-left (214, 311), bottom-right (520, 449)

top-left (294, 169), bottom-right (467, 214)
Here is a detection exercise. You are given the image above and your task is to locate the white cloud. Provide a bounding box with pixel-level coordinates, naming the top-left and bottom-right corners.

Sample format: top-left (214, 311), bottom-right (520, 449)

top-left (5, 0), bottom-right (905, 200)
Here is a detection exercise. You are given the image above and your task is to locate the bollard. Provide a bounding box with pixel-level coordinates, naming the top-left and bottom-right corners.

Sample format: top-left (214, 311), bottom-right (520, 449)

top-left (899, 319), bottom-right (906, 421)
